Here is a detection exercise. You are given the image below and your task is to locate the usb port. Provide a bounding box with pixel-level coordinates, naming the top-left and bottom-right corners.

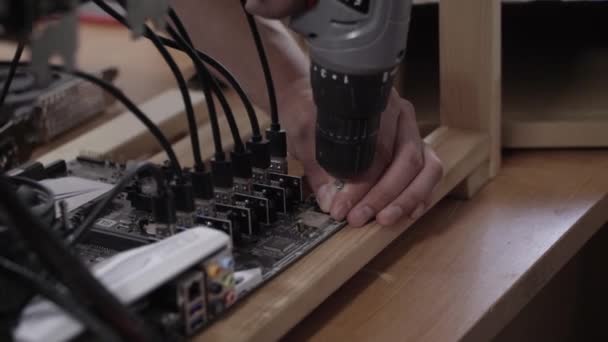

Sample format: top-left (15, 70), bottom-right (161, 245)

top-left (189, 302), bottom-right (203, 316)
top-left (189, 317), bottom-right (204, 332)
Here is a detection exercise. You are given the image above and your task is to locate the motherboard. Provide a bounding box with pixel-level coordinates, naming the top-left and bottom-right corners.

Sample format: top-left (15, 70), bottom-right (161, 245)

top-left (29, 156), bottom-right (346, 338)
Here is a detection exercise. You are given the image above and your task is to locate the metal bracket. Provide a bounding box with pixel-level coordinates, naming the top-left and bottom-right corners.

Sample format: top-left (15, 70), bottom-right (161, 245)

top-left (30, 9), bottom-right (78, 85)
top-left (126, 0), bottom-right (169, 37)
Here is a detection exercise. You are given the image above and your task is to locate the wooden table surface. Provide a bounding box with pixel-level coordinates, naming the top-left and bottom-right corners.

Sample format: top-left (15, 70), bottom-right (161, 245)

top-left (5, 24), bottom-right (608, 341)
top-left (286, 150), bottom-right (608, 341)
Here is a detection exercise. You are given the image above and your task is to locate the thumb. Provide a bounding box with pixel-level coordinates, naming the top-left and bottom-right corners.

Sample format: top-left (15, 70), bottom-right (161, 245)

top-left (303, 161), bottom-right (337, 213)
top-left (245, 0), bottom-right (307, 18)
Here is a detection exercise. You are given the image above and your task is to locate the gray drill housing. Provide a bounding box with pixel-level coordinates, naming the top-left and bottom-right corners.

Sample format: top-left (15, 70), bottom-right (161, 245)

top-left (290, 0), bottom-right (413, 75)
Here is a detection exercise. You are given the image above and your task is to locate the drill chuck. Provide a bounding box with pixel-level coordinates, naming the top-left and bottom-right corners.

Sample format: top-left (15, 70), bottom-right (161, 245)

top-left (311, 62), bottom-right (395, 179)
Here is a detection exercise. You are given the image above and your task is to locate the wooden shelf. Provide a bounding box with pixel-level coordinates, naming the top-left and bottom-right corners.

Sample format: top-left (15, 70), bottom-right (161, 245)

top-left (503, 46), bottom-right (608, 148)
top-left (406, 47), bottom-right (608, 148)
top-left (286, 149), bottom-right (608, 342)
top-left (401, 2), bottom-right (608, 149)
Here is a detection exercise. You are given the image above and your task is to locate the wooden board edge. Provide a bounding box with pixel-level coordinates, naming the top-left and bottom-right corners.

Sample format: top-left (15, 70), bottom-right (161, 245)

top-left (450, 160), bottom-right (491, 200)
top-left (439, 0), bottom-right (502, 176)
top-left (37, 89), bottom-right (207, 165)
top-left (461, 194), bottom-right (608, 342)
top-left (503, 119), bottom-right (608, 148)
top-left (197, 127), bottom-right (490, 341)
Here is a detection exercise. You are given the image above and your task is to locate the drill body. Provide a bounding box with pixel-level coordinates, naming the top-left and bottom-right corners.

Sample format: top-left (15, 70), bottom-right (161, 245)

top-left (291, 0), bottom-right (413, 179)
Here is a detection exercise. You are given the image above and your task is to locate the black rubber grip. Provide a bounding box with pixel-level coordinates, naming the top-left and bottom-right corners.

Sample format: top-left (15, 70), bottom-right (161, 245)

top-left (310, 62), bottom-right (395, 179)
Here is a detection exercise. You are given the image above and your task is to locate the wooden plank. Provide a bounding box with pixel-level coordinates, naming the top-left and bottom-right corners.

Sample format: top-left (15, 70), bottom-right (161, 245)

top-left (503, 121), bottom-right (608, 148)
top-left (196, 127), bottom-right (490, 342)
top-left (37, 89), bottom-right (206, 165)
top-left (492, 254), bottom-right (582, 342)
top-left (287, 150), bottom-right (608, 342)
top-left (450, 160), bottom-right (490, 200)
top-left (439, 0), bottom-right (501, 178)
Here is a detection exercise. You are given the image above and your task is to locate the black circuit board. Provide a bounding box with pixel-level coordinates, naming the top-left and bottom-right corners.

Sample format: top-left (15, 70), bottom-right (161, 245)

top-left (63, 157), bottom-right (346, 285)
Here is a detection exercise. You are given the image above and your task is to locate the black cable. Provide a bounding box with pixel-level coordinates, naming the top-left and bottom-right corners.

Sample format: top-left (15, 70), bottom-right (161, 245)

top-left (0, 42), bottom-right (25, 107)
top-left (167, 10), bottom-right (246, 150)
top-left (146, 29), bottom-right (210, 165)
top-left (0, 61), bottom-right (184, 178)
top-left (167, 8), bottom-right (255, 147)
top-left (161, 17), bottom-right (226, 159)
top-left (66, 68), bottom-right (183, 178)
top-left (67, 162), bottom-right (167, 246)
top-left (241, 2), bottom-right (281, 131)
top-left (158, 35), bottom-right (263, 142)
top-left (94, 0), bottom-right (225, 163)
top-left (0, 177), bottom-right (158, 342)
top-left (0, 257), bottom-right (121, 342)
top-left (93, 0), bottom-right (206, 169)
top-left (165, 19), bottom-right (246, 153)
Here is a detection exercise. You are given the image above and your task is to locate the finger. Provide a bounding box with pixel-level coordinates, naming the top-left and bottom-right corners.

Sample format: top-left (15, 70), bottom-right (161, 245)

top-left (245, 0), bottom-right (307, 18)
top-left (328, 156), bottom-right (386, 222)
top-left (304, 161), bottom-right (336, 213)
top-left (376, 145), bottom-right (443, 226)
top-left (346, 101), bottom-right (424, 227)
top-left (328, 99), bottom-right (402, 221)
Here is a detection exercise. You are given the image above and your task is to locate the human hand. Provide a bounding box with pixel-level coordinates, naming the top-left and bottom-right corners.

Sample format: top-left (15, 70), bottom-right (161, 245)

top-left (244, 0), bottom-right (309, 18)
top-left (279, 77), bottom-right (444, 228)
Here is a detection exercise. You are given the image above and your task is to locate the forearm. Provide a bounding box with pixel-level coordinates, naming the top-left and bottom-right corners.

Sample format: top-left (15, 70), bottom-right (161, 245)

top-left (171, 0), bottom-right (309, 115)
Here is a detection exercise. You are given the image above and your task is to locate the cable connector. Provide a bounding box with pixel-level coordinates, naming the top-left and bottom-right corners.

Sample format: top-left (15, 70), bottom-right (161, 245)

top-left (191, 170), bottom-right (214, 200)
top-left (266, 128), bottom-right (287, 158)
top-left (153, 191), bottom-right (177, 235)
top-left (172, 180), bottom-right (195, 213)
top-left (247, 139), bottom-right (271, 170)
top-left (231, 150), bottom-right (253, 180)
top-left (266, 128), bottom-right (288, 174)
top-left (211, 158), bottom-right (234, 189)
top-left (231, 150), bottom-right (253, 194)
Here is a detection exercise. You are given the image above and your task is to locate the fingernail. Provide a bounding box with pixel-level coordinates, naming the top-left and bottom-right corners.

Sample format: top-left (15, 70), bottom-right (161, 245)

top-left (349, 205), bottom-right (375, 227)
top-left (316, 183), bottom-right (337, 213)
top-left (331, 201), bottom-right (352, 221)
top-left (410, 203), bottom-right (426, 220)
top-left (379, 205), bottom-right (403, 225)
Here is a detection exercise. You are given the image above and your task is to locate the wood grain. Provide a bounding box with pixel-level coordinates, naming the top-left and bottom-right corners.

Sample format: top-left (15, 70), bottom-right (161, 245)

top-left (439, 0), bottom-right (501, 178)
top-left (36, 89), bottom-right (206, 165)
top-left (287, 150), bottom-right (608, 342)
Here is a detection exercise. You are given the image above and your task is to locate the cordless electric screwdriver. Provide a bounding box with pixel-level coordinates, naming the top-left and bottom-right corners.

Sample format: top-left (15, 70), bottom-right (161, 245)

top-left (291, 0), bottom-right (413, 179)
